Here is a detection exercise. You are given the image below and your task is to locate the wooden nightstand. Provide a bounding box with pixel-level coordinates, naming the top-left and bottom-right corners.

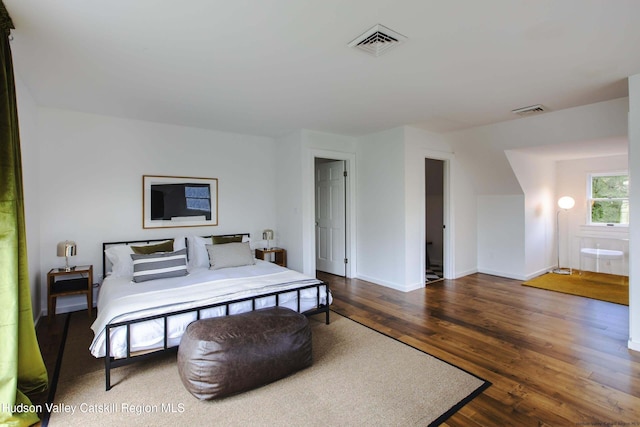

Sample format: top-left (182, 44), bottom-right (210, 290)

top-left (255, 248), bottom-right (287, 267)
top-left (47, 265), bottom-right (93, 320)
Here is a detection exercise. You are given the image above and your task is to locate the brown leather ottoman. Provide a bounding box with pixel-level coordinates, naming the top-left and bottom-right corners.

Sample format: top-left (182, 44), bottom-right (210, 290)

top-left (177, 306), bottom-right (312, 400)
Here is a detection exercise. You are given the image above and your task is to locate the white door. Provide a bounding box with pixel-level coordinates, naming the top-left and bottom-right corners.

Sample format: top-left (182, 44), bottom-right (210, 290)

top-left (315, 160), bottom-right (346, 276)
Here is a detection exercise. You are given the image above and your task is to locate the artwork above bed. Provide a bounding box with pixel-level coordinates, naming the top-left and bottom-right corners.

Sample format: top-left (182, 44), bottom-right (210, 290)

top-left (143, 175), bottom-right (218, 229)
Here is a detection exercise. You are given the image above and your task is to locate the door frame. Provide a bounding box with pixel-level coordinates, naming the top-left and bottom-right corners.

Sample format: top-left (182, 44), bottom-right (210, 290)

top-left (305, 149), bottom-right (356, 278)
top-left (422, 150), bottom-right (454, 282)
top-left (315, 159), bottom-right (347, 276)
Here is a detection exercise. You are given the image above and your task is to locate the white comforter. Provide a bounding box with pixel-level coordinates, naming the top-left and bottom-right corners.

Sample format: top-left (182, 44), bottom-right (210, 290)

top-left (90, 260), bottom-right (329, 358)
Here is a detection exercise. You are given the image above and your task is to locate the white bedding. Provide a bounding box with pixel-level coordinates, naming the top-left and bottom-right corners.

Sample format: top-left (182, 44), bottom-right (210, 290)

top-left (90, 260), bottom-right (330, 358)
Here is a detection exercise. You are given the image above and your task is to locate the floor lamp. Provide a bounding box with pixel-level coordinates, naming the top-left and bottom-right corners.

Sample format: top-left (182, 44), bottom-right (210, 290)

top-left (553, 196), bottom-right (575, 274)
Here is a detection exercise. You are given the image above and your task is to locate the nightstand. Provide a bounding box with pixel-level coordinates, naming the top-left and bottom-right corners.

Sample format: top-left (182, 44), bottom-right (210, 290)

top-left (47, 265), bottom-right (93, 320)
top-left (255, 248), bottom-right (287, 267)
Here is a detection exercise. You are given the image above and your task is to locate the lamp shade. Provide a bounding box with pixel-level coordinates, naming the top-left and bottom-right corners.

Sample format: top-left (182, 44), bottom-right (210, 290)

top-left (57, 240), bottom-right (77, 257)
top-left (557, 196), bottom-right (575, 210)
top-left (262, 229), bottom-right (274, 241)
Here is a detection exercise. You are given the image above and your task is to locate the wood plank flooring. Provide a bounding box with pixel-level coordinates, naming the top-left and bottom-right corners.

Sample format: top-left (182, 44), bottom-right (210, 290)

top-left (319, 271), bottom-right (640, 426)
top-left (31, 272), bottom-right (639, 426)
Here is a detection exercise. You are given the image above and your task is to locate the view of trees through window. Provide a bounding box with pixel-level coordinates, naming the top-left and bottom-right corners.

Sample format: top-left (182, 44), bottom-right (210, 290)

top-left (589, 174), bottom-right (629, 224)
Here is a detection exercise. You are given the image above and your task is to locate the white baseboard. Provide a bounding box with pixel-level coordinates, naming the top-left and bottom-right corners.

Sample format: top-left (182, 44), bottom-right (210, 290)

top-left (405, 281), bottom-right (426, 292)
top-left (524, 266), bottom-right (556, 281)
top-left (355, 274), bottom-right (420, 293)
top-left (628, 339), bottom-right (640, 353)
top-left (477, 268), bottom-right (527, 281)
top-left (454, 268), bottom-right (478, 279)
top-left (476, 266), bottom-right (558, 281)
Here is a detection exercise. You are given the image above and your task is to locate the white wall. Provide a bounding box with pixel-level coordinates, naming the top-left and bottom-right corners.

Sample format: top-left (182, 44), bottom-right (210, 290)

top-left (449, 155), bottom-right (478, 277)
top-left (274, 130), bottom-right (304, 272)
top-left (351, 126), bottom-right (456, 291)
top-left (15, 75), bottom-right (41, 320)
top-left (506, 150), bottom-right (556, 278)
top-left (625, 73), bottom-right (639, 351)
top-left (35, 108), bottom-right (277, 315)
top-left (477, 195), bottom-right (525, 278)
top-left (355, 127), bottom-right (408, 289)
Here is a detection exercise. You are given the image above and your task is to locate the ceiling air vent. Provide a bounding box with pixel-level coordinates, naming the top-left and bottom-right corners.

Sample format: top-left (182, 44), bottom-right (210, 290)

top-left (511, 104), bottom-right (547, 116)
top-left (348, 24), bottom-right (407, 57)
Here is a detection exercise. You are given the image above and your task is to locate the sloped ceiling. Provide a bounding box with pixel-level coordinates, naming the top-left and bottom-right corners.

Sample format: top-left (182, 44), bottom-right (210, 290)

top-left (4, 0), bottom-right (640, 137)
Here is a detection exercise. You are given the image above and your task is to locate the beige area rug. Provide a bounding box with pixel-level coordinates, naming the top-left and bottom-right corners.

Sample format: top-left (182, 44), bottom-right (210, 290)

top-left (46, 312), bottom-right (489, 427)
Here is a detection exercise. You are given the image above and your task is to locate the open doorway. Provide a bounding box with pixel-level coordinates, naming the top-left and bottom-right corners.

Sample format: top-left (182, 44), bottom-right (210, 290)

top-left (315, 158), bottom-right (347, 277)
top-left (425, 158), bottom-right (444, 284)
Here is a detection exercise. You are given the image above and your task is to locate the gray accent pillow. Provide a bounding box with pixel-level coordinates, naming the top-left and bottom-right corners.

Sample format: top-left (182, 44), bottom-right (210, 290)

top-left (206, 242), bottom-right (255, 270)
top-left (131, 248), bottom-right (188, 283)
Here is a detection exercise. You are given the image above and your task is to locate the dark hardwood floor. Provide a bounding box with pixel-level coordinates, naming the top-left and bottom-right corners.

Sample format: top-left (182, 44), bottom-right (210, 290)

top-left (32, 272), bottom-right (640, 426)
top-left (319, 271), bottom-right (640, 426)
top-left (30, 309), bottom-right (82, 425)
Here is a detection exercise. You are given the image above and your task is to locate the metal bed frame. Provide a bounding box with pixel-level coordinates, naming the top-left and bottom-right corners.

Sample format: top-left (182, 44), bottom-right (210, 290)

top-left (100, 234), bottom-right (330, 390)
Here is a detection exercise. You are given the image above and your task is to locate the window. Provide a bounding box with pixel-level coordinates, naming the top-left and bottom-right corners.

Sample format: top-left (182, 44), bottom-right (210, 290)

top-left (588, 172), bottom-right (629, 225)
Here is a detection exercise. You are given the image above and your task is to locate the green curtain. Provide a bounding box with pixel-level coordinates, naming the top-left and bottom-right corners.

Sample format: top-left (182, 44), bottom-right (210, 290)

top-left (0, 4), bottom-right (49, 426)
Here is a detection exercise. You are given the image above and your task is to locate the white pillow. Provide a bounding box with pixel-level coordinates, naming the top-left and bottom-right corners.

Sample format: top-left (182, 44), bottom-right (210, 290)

top-left (173, 236), bottom-right (187, 251)
top-left (206, 242), bottom-right (255, 270)
top-left (187, 235), bottom-right (211, 269)
top-left (186, 235), bottom-right (252, 269)
top-left (105, 239), bottom-right (178, 278)
top-left (105, 244), bottom-right (135, 278)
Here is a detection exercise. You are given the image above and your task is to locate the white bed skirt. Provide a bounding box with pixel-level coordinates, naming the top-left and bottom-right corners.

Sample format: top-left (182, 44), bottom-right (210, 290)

top-left (90, 261), bottom-right (330, 358)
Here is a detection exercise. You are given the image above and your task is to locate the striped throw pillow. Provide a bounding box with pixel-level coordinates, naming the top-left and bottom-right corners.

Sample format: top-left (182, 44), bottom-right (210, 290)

top-left (131, 248), bottom-right (188, 283)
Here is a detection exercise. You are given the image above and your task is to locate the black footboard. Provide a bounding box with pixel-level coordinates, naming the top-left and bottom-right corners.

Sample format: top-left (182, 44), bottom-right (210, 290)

top-left (103, 282), bottom-right (330, 390)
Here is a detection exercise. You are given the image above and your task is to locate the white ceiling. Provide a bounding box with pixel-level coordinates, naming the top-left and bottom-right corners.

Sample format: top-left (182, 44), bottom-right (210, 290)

top-left (510, 137), bottom-right (629, 161)
top-left (5, 0), bottom-right (640, 138)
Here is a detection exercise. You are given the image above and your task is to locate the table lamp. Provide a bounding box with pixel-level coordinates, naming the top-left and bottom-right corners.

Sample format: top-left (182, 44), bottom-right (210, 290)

top-left (57, 240), bottom-right (77, 272)
top-left (262, 229), bottom-right (274, 249)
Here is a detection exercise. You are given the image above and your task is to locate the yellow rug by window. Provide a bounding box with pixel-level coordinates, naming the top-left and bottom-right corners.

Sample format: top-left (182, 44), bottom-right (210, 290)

top-left (522, 271), bottom-right (628, 305)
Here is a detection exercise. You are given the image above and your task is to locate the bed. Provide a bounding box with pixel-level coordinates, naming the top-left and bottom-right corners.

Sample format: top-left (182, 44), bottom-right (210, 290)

top-left (89, 234), bottom-right (331, 390)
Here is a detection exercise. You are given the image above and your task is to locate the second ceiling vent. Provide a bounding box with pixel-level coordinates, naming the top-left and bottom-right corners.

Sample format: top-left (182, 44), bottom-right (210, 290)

top-left (511, 104), bottom-right (547, 116)
top-left (348, 24), bottom-right (407, 57)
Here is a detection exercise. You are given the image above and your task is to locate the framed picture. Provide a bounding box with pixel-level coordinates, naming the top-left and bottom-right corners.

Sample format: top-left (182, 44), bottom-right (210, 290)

top-left (143, 175), bottom-right (218, 229)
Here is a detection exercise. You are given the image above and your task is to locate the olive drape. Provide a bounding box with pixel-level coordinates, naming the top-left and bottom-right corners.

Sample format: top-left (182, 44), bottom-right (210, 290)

top-left (0, 4), bottom-right (49, 426)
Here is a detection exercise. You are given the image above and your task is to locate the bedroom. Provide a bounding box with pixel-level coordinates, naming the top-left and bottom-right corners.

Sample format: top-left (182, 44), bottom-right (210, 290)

top-left (2, 0), bottom-right (640, 425)
top-left (3, 1), bottom-right (638, 324)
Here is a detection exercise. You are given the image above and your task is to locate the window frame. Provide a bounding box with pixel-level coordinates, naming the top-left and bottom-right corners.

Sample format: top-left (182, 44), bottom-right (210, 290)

top-left (586, 171), bottom-right (629, 226)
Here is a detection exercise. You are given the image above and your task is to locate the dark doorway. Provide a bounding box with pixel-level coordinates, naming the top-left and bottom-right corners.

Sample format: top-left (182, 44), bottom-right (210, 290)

top-left (425, 158), bottom-right (444, 284)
